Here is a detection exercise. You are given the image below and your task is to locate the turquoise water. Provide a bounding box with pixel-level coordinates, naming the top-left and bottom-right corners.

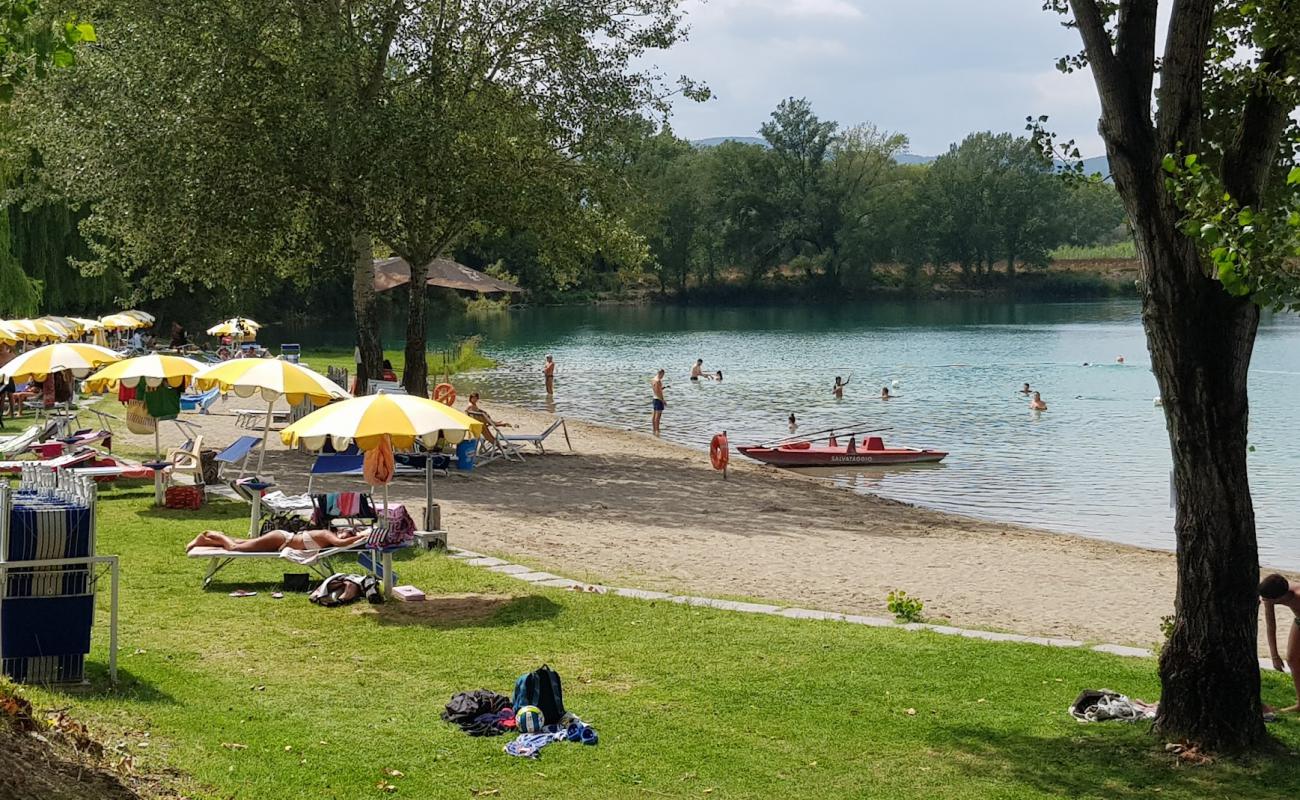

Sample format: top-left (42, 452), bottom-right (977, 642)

top-left (270, 301), bottom-right (1300, 567)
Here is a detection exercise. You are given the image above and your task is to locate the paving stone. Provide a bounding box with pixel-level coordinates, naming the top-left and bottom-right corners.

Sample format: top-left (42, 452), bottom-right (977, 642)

top-left (780, 608), bottom-right (845, 621)
top-left (679, 597), bottom-right (782, 614)
top-left (464, 557), bottom-right (506, 567)
top-left (487, 564), bottom-right (532, 574)
top-left (841, 614), bottom-right (898, 627)
top-left (1091, 644), bottom-right (1152, 658)
top-left (508, 571), bottom-right (562, 582)
top-left (613, 587), bottom-right (673, 601)
top-left (448, 550), bottom-right (483, 560)
top-left (1021, 636), bottom-right (1083, 648)
top-left (537, 578), bottom-right (581, 589)
top-left (958, 630), bottom-right (1029, 643)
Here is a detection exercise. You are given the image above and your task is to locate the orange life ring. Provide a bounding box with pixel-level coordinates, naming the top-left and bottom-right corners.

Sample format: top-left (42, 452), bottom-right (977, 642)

top-left (432, 383), bottom-right (456, 406)
top-left (710, 433), bottom-right (730, 471)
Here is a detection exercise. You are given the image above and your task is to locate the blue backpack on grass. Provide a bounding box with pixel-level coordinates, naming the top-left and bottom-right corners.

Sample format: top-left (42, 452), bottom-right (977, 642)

top-left (512, 664), bottom-right (565, 725)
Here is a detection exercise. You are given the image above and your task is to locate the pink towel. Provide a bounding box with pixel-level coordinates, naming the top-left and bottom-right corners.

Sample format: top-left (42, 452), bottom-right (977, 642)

top-left (338, 492), bottom-right (360, 517)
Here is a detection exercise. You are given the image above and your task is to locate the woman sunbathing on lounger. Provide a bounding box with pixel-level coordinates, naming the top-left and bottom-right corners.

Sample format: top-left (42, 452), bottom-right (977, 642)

top-left (185, 528), bottom-right (368, 553)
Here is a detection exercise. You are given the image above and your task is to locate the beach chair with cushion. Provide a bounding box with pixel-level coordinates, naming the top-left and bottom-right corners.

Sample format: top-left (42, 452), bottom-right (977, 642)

top-left (468, 414), bottom-right (524, 465)
top-left (366, 380), bottom-right (405, 396)
top-left (0, 424), bottom-right (43, 458)
top-left (500, 418), bottom-right (571, 455)
top-left (180, 387), bottom-right (220, 414)
top-left (0, 447), bottom-right (99, 475)
top-left (213, 435), bottom-right (262, 481)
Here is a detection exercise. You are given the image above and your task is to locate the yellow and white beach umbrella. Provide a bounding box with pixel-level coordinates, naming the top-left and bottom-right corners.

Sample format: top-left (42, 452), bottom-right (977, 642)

top-left (280, 393), bottom-right (483, 452)
top-left (0, 321), bottom-right (20, 345)
top-left (206, 317), bottom-right (261, 338)
top-left (41, 316), bottom-right (84, 336)
top-left (70, 317), bottom-right (105, 332)
top-left (195, 358), bottom-right (349, 473)
top-left (123, 310), bottom-right (155, 325)
top-left (100, 313), bottom-right (147, 331)
top-left (6, 318), bottom-right (73, 341)
top-left (83, 353), bottom-right (204, 394)
top-left (0, 342), bottom-right (121, 383)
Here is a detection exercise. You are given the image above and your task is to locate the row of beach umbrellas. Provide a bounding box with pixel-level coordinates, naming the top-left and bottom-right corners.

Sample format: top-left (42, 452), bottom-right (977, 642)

top-left (0, 312), bottom-right (266, 344)
top-left (0, 344), bottom-right (483, 482)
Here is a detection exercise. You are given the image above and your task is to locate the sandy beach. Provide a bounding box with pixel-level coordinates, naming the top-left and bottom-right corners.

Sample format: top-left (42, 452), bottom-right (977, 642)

top-left (81, 394), bottom-right (1196, 649)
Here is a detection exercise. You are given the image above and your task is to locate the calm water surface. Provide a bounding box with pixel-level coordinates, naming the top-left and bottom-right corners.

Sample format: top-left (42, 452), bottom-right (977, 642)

top-left (269, 301), bottom-right (1300, 567)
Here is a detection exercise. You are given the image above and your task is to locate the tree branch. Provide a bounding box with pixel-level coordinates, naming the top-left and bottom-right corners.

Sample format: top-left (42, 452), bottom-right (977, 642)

top-left (1156, 0), bottom-right (1217, 153)
top-left (1223, 42), bottom-right (1294, 207)
top-left (1116, 0), bottom-right (1158, 118)
top-left (1068, 0), bottom-right (1123, 106)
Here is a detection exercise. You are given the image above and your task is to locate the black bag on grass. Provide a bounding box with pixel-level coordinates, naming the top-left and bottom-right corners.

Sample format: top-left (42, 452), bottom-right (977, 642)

top-left (512, 664), bottom-right (565, 724)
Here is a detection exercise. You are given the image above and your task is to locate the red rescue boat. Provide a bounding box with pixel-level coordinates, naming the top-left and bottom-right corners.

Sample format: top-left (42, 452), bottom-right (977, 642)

top-left (738, 435), bottom-right (947, 468)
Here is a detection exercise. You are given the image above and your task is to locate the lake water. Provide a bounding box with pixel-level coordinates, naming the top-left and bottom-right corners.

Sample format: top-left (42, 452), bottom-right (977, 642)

top-left (269, 300), bottom-right (1300, 567)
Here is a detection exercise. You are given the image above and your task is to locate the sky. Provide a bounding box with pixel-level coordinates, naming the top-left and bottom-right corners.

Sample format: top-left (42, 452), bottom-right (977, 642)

top-left (648, 0), bottom-right (1110, 157)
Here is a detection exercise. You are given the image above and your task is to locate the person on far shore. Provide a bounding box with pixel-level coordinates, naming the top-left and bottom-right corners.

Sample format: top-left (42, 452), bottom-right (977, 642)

top-left (1020, 383), bottom-right (1032, 395)
top-left (1029, 391), bottom-right (1048, 411)
top-left (690, 359), bottom-right (705, 381)
top-left (788, 413), bottom-right (797, 434)
top-left (1261, 573), bottom-right (1300, 712)
top-left (881, 387), bottom-right (892, 400)
top-left (651, 369), bottom-right (667, 434)
top-left (543, 355), bottom-right (556, 396)
top-left (832, 375), bottom-right (850, 399)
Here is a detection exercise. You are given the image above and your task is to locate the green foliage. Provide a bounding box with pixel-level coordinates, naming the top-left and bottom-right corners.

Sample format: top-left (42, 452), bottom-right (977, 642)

top-left (0, 0), bottom-right (93, 102)
top-left (1051, 241), bottom-right (1137, 260)
top-left (887, 589), bottom-right (925, 623)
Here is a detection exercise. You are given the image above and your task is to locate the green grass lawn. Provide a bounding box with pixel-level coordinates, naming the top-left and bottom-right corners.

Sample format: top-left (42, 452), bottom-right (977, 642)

top-left (303, 339), bottom-right (495, 383)
top-left (13, 490), bottom-right (1300, 799)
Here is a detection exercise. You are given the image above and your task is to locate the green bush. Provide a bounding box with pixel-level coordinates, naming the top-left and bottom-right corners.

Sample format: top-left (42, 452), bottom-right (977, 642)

top-left (887, 589), bottom-right (925, 623)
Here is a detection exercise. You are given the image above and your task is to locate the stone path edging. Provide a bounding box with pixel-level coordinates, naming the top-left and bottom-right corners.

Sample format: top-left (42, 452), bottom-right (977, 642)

top-left (445, 547), bottom-right (1180, 663)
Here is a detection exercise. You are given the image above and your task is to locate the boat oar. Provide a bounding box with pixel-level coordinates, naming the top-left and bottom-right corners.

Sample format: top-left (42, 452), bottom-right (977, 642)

top-left (758, 419), bottom-right (875, 448)
top-left (764, 427), bottom-right (892, 448)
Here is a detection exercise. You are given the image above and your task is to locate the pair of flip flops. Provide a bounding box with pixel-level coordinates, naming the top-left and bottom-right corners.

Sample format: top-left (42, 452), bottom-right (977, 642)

top-left (229, 590), bottom-right (284, 599)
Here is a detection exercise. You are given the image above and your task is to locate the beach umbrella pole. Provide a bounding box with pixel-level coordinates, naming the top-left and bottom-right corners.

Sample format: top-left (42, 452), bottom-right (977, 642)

top-left (256, 399), bottom-right (273, 476)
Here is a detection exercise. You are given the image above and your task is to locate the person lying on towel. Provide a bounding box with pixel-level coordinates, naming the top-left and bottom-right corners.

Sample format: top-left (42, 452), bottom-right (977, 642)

top-left (186, 528), bottom-right (368, 553)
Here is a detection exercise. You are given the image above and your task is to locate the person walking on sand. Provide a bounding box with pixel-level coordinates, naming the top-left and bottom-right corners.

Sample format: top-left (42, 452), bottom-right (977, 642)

top-left (1029, 391), bottom-right (1047, 411)
top-left (651, 369), bottom-right (667, 434)
top-left (1261, 574), bottom-right (1300, 712)
top-left (690, 359), bottom-right (705, 382)
top-left (832, 375), bottom-right (850, 399)
top-left (543, 355), bottom-right (556, 396)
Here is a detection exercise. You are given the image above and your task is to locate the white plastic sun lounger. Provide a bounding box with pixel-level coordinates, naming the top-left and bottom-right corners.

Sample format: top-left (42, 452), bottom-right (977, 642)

top-left (188, 541), bottom-right (370, 587)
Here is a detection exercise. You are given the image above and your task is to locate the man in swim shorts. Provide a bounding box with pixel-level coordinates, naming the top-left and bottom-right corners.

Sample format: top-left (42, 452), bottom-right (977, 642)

top-left (1029, 391), bottom-right (1048, 411)
top-left (543, 355), bottom-right (556, 395)
top-left (651, 369), bottom-right (666, 434)
top-left (690, 359), bottom-right (704, 381)
top-left (1261, 573), bottom-right (1300, 711)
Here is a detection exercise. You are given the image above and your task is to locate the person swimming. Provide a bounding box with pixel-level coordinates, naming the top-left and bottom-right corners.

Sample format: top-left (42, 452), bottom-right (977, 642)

top-left (713, 370), bottom-right (723, 382)
top-left (832, 375), bottom-right (850, 399)
top-left (1020, 383), bottom-right (1032, 395)
top-left (881, 387), bottom-right (891, 400)
top-left (1029, 391), bottom-right (1048, 411)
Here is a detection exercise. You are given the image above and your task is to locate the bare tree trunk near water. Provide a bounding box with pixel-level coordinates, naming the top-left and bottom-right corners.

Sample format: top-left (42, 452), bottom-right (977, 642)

top-left (401, 255), bottom-right (430, 396)
top-left (351, 230), bottom-right (383, 396)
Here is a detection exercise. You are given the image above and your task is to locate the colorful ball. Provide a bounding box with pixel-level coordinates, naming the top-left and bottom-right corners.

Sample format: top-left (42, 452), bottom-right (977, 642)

top-left (516, 705), bottom-right (545, 733)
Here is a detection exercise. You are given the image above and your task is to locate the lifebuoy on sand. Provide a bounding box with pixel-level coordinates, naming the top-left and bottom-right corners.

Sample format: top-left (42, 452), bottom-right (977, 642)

top-left (432, 383), bottom-right (456, 406)
top-left (710, 433), bottom-right (730, 472)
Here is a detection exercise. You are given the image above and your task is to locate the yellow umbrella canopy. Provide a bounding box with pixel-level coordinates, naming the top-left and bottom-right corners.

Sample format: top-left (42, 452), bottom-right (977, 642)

top-left (0, 321), bottom-right (20, 345)
top-left (70, 317), bottom-right (106, 332)
top-left (41, 316), bottom-right (84, 335)
top-left (280, 393), bottom-right (483, 452)
top-left (100, 313), bottom-right (147, 331)
top-left (0, 343), bottom-right (121, 383)
top-left (83, 354), bottom-right (204, 394)
top-left (123, 310), bottom-right (155, 324)
top-left (206, 317), bottom-right (261, 338)
top-left (195, 359), bottom-right (349, 474)
top-left (6, 318), bottom-right (73, 341)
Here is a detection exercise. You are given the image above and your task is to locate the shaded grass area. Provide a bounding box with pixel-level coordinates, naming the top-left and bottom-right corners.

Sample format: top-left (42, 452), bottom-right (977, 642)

top-left (1051, 241), bottom-right (1138, 260)
top-left (13, 490), bottom-right (1300, 799)
top-left (303, 338), bottom-right (495, 382)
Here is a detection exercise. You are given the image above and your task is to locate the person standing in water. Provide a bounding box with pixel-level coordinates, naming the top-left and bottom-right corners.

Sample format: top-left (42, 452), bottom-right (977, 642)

top-left (832, 375), bottom-right (850, 399)
top-left (788, 413), bottom-right (798, 434)
top-left (651, 369), bottom-right (667, 434)
top-left (880, 387), bottom-right (892, 400)
top-left (1029, 391), bottom-right (1047, 411)
top-left (690, 359), bottom-right (705, 381)
top-left (543, 355), bottom-right (556, 396)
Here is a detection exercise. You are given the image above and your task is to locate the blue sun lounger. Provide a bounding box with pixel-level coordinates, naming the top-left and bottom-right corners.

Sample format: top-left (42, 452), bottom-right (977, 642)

top-left (214, 435), bottom-right (262, 481)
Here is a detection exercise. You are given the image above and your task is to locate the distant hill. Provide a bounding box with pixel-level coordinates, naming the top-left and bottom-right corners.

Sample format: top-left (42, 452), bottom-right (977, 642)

top-left (691, 137), bottom-right (1110, 177)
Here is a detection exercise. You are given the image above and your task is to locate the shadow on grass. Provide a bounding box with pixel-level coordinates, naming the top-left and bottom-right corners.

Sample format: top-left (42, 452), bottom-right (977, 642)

top-left (939, 723), bottom-right (1300, 800)
top-left (360, 593), bottom-right (560, 630)
top-left (50, 666), bottom-right (177, 705)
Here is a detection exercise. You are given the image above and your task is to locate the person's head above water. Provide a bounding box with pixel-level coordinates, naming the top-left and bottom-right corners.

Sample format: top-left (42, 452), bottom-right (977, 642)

top-left (545, 354), bottom-right (553, 363)
top-left (696, 358), bottom-right (703, 365)
top-left (657, 368), bottom-right (665, 378)
top-left (1022, 383), bottom-right (1031, 391)
top-left (789, 413), bottom-right (796, 423)
top-left (835, 376), bottom-right (843, 384)
top-left (715, 370), bottom-right (722, 379)
top-left (1261, 573), bottom-right (1290, 600)
top-left (1032, 391), bottom-right (1042, 400)
top-left (881, 387), bottom-right (890, 397)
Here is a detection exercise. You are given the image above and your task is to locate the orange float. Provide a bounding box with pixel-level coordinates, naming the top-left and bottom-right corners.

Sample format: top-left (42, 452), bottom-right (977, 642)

top-left (710, 432), bottom-right (730, 473)
top-left (432, 383), bottom-right (457, 406)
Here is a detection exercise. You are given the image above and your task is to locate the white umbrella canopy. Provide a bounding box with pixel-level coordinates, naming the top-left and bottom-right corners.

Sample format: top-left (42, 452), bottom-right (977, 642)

top-left (123, 310), bottom-right (155, 324)
top-left (206, 317), bottom-right (261, 338)
top-left (83, 353), bottom-right (204, 393)
top-left (194, 359), bottom-right (350, 474)
top-left (0, 343), bottom-right (122, 383)
top-left (280, 393), bottom-right (483, 452)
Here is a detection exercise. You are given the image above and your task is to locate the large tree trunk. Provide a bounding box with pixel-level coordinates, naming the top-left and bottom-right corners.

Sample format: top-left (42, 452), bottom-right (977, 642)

top-left (351, 230), bottom-right (383, 396)
top-left (401, 255), bottom-right (430, 397)
top-left (1118, 153), bottom-right (1266, 751)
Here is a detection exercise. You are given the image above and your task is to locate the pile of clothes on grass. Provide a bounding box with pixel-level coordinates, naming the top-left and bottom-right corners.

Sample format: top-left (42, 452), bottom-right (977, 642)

top-left (443, 665), bottom-right (597, 759)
